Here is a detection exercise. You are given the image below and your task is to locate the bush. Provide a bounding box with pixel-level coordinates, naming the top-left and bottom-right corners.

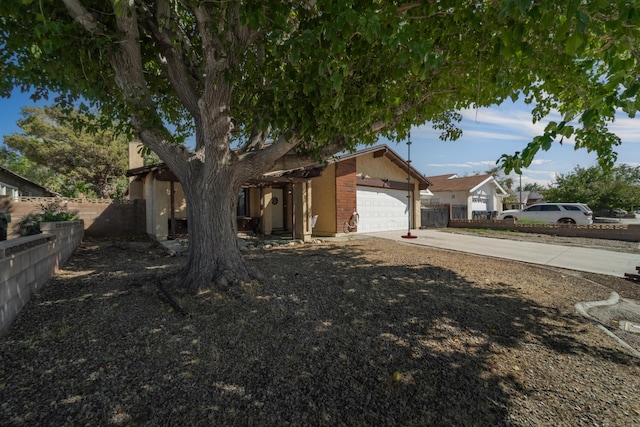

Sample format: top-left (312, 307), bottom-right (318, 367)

top-left (18, 201), bottom-right (79, 236)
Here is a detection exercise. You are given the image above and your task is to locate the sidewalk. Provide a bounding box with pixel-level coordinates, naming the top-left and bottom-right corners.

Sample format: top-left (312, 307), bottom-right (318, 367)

top-left (364, 229), bottom-right (639, 278)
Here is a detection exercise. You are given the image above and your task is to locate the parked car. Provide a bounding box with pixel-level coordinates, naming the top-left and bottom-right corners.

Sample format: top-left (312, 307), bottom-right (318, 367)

top-left (612, 208), bottom-right (628, 217)
top-left (498, 203), bottom-right (593, 225)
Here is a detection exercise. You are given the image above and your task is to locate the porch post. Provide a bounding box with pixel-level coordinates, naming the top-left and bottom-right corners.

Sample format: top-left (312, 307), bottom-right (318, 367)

top-left (293, 181), bottom-right (312, 242)
top-left (261, 187), bottom-right (273, 236)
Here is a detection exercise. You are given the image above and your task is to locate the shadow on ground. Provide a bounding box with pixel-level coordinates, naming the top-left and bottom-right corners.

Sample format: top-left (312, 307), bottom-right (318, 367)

top-left (0, 238), bottom-right (637, 425)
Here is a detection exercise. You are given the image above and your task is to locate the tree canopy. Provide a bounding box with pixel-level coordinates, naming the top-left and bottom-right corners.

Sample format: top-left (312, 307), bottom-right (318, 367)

top-left (3, 106), bottom-right (129, 198)
top-left (1, 1), bottom-right (638, 291)
top-left (545, 165), bottom-right (640, 212)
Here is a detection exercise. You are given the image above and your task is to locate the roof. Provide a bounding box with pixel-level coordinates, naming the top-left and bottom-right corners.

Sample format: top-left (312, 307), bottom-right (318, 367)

top-left (126, 162), bottom-right (324, 185)
top-left (0, 165), bottom-right (57, 196)
top-left (333, 145), bottom-right (431, 190)
top-left (426, 174), bottom-right (507, 195)
top-left (126, 144), bottom-right (431, 189)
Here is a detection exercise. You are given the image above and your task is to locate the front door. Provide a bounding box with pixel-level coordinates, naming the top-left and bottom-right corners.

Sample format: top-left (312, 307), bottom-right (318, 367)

top-left (271, 188), bottom-right (284, 229)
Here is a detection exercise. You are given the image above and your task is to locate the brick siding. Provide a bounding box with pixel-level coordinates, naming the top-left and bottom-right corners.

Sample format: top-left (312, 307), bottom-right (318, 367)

top-left (335, 159), bottom-right (357, 232)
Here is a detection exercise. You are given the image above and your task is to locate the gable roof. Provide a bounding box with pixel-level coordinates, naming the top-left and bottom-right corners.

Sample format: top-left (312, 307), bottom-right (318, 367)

top-left (426, 173), bottom-right (507, 195)
top-left (0, 165), bottom-right (57, 196)
top-left (333, 145), bottom-right (431, 190)
top-left (127, 144), bottom-right (432, 190)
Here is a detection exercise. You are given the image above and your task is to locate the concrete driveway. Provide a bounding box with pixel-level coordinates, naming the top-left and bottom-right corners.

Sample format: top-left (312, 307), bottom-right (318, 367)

top-left (364, 229), bottom-right (639, 278)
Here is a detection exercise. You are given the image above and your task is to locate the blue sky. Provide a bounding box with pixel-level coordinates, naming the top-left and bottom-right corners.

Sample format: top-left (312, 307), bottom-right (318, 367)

top-left (384, 101), bottom-right (640, 187)
top-left (1, 89), bottom-right (638, 188)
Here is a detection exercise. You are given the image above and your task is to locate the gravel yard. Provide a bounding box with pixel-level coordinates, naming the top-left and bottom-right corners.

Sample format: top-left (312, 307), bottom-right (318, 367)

top-left (1, 234), bottom-right (639, 426)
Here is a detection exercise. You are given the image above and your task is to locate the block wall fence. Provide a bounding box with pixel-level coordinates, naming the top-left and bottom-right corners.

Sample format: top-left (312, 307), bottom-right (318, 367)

top-left (448, 219), bottom-right (640, 242)
top-left (1, 196), bottom-right (146, 238)
top-left (0, 221), bottom-right (84, 334)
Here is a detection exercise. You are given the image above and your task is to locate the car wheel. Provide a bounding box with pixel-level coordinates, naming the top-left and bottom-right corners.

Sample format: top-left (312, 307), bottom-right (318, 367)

top-left (502, 215), bottom-right (513, 219)
top-left (557, 218), bottom-right (576, 224)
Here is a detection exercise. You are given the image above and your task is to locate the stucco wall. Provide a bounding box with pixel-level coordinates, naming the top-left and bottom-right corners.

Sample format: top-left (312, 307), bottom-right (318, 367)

top-left (310, 165), bottom-right (337, 236)
top-left (356, 153), bottom-right (408, 182)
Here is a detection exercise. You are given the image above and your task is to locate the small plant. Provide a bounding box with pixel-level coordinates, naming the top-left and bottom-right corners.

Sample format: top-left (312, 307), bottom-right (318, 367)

top-left (18, 201), bottom-right (79, 236)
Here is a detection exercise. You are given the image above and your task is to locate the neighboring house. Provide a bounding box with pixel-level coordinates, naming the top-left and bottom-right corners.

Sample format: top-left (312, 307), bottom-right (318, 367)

top-left (0, 165), bottom-right (57, 199)
top-left (310, 145), bottom-right (430, 236)
top-left (126, 143), bottom-right (430, 241)
top-left (422, 174), bottom-right (507, 219)
top-left (504, 190), bottom-right (545, 210)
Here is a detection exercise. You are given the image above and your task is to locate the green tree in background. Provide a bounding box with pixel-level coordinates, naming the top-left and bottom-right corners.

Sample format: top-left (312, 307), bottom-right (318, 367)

top-left (523, 183), bottom-right (546, 193)
top-left (545, 165), bottom-right (640, 212)
top-left (3, 106), bottom-right (129, 199)
top-left (0, 145), bottom-right (66, 192)
top-left (484, 166), bottom-right (514, 191)
top-left (1, 1), bottom-right (638, 292)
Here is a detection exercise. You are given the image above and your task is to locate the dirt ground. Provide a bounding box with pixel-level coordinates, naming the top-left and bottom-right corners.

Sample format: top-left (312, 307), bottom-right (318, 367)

top-left (1, 234), bottom-right (639, 426)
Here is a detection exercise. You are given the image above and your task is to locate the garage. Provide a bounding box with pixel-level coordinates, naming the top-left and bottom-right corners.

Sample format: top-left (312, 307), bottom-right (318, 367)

top-left (356, 187), bottom-right (409, 232)
top-left (472, 195), bottom-right (488, 211)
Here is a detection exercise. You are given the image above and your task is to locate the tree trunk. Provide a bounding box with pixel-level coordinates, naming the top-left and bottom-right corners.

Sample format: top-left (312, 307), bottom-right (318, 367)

top-left (178, 165), bottom-right (252, 294)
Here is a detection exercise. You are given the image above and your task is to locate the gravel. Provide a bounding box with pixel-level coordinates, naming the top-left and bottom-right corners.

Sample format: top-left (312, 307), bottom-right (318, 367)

top-left (1, 234), bottom-right (639, 426)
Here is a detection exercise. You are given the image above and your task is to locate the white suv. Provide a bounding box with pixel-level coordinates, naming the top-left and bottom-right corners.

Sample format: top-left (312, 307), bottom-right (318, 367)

top-left (498, 203), bottom-right (593, 225)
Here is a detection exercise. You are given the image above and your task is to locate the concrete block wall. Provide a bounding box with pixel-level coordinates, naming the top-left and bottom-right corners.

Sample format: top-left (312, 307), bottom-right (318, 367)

top-left (2, 196), bottom-right (146, 238)
top-left (0, 220), bottom-right (84, 334)
top-left (449, 219), bottom-right (640, 242)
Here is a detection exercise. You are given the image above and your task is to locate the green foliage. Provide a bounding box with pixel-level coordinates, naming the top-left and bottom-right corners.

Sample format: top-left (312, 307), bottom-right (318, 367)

top-left (1, 1), bottom-right (638, 162)
top-left (2, 1), bottom-right (639, 287)
top-left (544, 165), bottom-right (640, 211)
top-left (17, 200), bottom-right (78, 236)
top-left (483, 166), bottom-right (514, 191)
top-left (3, 106), bottom-right (129, 199)
top-left (523, 183), bottom-right (546, 193)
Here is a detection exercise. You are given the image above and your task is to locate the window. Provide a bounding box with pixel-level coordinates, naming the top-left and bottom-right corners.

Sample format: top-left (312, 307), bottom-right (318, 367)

top-left (541, 205), bottom-right (561, 211)
top-left (237, 188), bottom-right (249, 216)
top-left (562, 205), bottom-right (580, 211)
top-left (524, 205), bottom-right (542, 212)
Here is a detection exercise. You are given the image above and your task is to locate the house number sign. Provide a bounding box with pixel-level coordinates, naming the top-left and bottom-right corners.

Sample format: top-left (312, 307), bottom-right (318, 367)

top-left (272, 197), bottom-right (279, 205)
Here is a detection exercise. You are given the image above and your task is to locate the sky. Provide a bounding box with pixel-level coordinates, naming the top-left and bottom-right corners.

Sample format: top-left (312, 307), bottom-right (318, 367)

top-left (1, 88), bottom-right (639, 188)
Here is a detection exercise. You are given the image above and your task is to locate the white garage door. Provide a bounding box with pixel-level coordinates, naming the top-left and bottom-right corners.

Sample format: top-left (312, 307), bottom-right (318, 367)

top-left (472, 196), bottom-right (488, 211)
top-left (356, 187), bottom-right (409, 232)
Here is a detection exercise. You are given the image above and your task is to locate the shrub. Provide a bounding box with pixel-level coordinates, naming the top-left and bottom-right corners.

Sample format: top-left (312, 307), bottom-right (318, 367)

top-left (18, 201), bottom-right (79, 236)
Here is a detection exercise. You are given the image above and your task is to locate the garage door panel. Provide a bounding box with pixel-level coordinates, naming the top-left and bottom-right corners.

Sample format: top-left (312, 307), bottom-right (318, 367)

top-left (356, 187), bottom-right (409, 232)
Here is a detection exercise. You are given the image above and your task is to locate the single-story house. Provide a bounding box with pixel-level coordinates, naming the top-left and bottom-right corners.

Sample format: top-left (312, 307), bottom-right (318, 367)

top-left (0, 165), bottom-right (57, 199)
top-left (1, 165), bottom-right (58, 237)
top-left (126, 143), bottom-right (430, 241)
top-left (421, 173), bottom-right (507, 219)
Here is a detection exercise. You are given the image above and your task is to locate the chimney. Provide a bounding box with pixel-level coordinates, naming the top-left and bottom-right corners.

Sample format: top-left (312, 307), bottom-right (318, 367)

top-left (128, 141), bottom-right (145, 169)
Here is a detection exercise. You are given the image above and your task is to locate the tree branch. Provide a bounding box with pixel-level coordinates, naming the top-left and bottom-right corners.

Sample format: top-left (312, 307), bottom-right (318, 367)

top-left (63, 0), bottom-right (189, 175)
top-left (138, 1), bottom-right (201, 119)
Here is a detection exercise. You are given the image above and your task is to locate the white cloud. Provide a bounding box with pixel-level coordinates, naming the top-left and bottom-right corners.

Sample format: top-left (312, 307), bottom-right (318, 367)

top-left (610, 116), bottom-right (640, 144)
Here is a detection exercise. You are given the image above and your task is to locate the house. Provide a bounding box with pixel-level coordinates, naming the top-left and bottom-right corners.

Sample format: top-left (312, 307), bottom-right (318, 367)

top-left (421, 174), bottom-right (507, 219)
top-left (310, 145), bottom-right (430, 235)
top-left (126, 143), bottom-right (430, 241)
top-left (0, 165), bottom-right (57, 199)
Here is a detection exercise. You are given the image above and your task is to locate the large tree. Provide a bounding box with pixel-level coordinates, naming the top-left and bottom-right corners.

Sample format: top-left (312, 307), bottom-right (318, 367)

top-left (1, 1), bottom-right (638, 292)
top-left (3, 106), bottom-right (129, 198)
top-left (545, 165), bottom-right (640, 212)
